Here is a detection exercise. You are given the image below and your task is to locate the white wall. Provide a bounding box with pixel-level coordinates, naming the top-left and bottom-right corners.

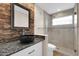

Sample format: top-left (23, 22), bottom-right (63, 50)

top-left (34, 5), bottom-right (51, 56)
top-left (44, 12), bottom-right (52, 34)
top-left (34, 5), bottom-right (51, 35)
top-left (34, 5), bottom-right (45, 35)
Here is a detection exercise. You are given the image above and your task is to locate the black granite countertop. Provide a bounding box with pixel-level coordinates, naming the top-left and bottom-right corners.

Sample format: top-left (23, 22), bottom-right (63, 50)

top-left (0, 37), bottom-right (45, 56)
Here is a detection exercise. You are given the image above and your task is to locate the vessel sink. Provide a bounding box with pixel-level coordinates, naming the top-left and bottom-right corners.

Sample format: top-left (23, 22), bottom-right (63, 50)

top-left (19, 35), bottom-right (34, 44)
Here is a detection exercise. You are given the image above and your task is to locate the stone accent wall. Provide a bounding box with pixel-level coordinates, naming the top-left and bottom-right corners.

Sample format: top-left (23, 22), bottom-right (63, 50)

top-left (0, 3), bottom-right (34, 43)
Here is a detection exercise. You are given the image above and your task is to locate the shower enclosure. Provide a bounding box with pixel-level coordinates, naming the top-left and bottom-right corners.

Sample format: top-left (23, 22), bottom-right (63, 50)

top-left (48, 4), bottom-right (77, 56)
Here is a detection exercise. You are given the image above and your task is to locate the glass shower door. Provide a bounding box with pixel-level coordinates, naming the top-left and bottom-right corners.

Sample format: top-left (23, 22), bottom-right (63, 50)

top-left (51, 14), bottom-right (75, 56)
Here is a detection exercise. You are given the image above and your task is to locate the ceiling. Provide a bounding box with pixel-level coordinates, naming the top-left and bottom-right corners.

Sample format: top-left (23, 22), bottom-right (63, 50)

top-left (36, 3), bottom-right (75, 15)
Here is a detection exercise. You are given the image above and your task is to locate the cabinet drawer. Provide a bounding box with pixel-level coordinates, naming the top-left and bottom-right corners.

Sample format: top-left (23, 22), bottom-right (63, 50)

top-left (11, 42), bottom-right (42, 56)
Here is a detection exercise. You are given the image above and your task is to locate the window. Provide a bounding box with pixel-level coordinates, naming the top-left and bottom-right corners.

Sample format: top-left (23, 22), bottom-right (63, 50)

top-left (52, 15), bottom-right (73, 26)
top-left (74, 14), bottom-right (77, 24)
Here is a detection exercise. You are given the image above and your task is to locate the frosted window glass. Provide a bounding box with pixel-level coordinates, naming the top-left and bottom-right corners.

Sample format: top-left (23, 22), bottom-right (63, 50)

top-left (52, 15), bottom-right (73, 25)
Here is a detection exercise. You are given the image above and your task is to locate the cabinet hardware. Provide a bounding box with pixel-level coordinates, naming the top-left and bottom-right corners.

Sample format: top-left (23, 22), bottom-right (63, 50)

top-left (28, 49), bottom-right (35, 54)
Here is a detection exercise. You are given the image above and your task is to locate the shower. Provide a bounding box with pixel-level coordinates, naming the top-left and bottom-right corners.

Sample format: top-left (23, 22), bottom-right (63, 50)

top-left (48, 4), bottom-right (77, 56)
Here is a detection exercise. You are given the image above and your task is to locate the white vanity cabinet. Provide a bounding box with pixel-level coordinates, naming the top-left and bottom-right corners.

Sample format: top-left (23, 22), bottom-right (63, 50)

top-left (11, 42), bottom-right (42, 56)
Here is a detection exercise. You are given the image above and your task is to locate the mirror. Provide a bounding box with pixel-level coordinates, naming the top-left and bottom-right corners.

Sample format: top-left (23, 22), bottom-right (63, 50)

top-left (11, 3), bottom-right (30, 28)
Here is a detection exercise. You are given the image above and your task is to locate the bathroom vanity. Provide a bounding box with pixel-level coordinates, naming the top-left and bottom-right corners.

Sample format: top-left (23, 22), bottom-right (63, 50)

top-left (11, 41), bottom-right (42, 56)
top-left (0, 36), bottom-right (45, 56)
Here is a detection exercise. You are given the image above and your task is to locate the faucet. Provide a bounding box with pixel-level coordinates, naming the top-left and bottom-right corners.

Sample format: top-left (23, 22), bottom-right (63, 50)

top-left (22, 29), bottom-right (26, 35)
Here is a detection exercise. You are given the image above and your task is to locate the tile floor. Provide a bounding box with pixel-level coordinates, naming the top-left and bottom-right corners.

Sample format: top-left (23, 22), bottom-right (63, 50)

top-left (53, 51), bottom-right (65, 56)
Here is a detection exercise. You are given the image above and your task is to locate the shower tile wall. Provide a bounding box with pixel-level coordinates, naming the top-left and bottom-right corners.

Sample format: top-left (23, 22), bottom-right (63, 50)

top-left (50, 27), bottom-right (74, 55)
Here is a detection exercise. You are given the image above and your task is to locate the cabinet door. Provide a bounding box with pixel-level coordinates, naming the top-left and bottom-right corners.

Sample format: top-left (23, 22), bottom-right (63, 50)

top-left (33, 42), bottom-right (42, 56)
top-left (11, 42), bottom-right (42, 56)
top-left (11, 45), bottom-right (36, 56)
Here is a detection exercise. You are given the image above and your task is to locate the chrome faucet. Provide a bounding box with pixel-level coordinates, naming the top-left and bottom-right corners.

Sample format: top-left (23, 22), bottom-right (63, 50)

top-left (22, 29), bottom-right (26, 35)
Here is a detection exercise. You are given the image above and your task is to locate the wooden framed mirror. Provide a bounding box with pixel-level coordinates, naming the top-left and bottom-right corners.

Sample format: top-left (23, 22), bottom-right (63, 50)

top-left (11, 3), bottom-right (30, 28)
